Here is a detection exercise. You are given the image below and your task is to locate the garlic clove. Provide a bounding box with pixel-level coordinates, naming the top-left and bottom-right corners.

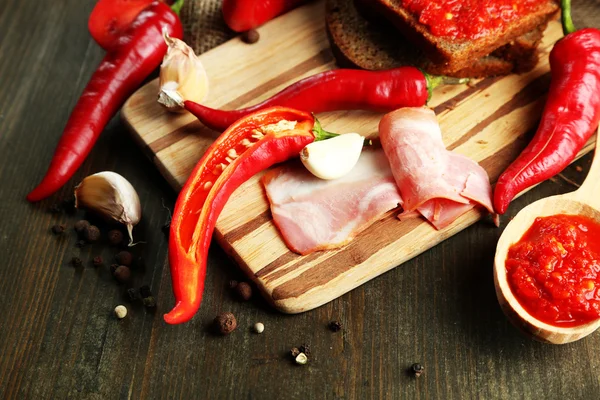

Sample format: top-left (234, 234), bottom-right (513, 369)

top-left (74, 172), bottom-right (142, 246)
top-left (300, 133), bottom-right (365, 180)
top-left (158, 29), bottom-right (209, 112)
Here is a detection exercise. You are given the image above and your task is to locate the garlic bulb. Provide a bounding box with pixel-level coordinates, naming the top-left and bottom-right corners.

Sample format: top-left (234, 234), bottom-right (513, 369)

top-left (301, 133), bottom-right (365, 180)
top-left (158, 29), bottom-right (209, 112)
top-left (74, 172), bottom-right (142, 246)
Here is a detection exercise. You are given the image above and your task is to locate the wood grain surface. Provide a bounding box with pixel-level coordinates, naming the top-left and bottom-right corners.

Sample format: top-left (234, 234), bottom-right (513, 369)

top-left (123, 8), bottom-right (593, 314)
top-left (2, 0), bottom-right (600, 399)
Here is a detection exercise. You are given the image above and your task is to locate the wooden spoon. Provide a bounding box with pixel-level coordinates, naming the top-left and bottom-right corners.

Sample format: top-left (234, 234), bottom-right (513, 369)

top-left (494, 128), bottom-right (600, 344)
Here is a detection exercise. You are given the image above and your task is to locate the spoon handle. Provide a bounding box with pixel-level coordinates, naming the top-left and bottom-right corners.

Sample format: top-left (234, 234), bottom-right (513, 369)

top-left (574, 128), bottom-right (600, 207)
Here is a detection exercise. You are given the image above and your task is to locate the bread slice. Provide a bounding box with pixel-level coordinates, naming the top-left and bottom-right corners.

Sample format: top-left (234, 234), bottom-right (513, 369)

top-left (326, 0), bottom-right (544, 78)
top-left (366, 0), bottom-right (559, 73)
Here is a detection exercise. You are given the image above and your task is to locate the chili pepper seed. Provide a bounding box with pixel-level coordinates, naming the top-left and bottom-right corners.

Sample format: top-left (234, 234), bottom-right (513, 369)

top-left (254, 322), bottom-right (265, 334)
top-left (295, 353), bottom-right (308, 365)
top-left (114, 305), bottom-right (128, 319)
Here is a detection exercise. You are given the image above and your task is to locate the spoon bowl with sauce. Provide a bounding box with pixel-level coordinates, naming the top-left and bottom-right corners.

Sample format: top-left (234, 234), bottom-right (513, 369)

top-left (494, 128), bottom-right (600, 344)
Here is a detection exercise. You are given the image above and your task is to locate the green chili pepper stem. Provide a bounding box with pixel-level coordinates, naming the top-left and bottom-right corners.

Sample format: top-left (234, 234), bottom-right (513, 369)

top-left (312, 117), bottom-right (373, 146)
top-left (561, 0), bottom-right (576, 36)
top-left (422, 72), bottom-right (470, 102)
top-left (171, 0), bottom-right (185, 15)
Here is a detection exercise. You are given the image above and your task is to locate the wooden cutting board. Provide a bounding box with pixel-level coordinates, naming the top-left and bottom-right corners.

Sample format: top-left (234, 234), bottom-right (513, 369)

top-left (122, 1), bottom-right (595, 313)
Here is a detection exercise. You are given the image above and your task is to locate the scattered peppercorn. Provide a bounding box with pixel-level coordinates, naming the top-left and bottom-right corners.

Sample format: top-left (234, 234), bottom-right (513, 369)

top-left (74, 220), bottom-right (90, 236)
top-left (84, 225), bottom-right (101, 242)
top-left (295, 353), bottom-right (308, 365)
top-left (142, 296), bottom-right (157, 308)
top-left (228, 280), bottom-right (239, 289)
top-left (411, 363), bottom-right (424, 378)
top-left (254, 322), bottom-right (265, 334)
top-left (108, 230), bottom-right (124, 246)
top-left (126, 288), bottom-right (139, 302)
top-left (329, 321), bottom-right (343, 332)
top-left (299, 344), bottom-right (311, 357)
top-left (92, 256), bottom-right (103, 267)
top-left (71, 257), bottom-right (83, 268)
top-left (242, 29), bottom-right (260, 44)
top-left (114, 305), bottom-right (128, 319)
top-left (235, 282), bottom-right (252, 301)
top-left (139, 285), bottom-right (152, 299)
top-left (75, 239), bottom-right (87, 248)
top-left (51, 225), bottom-right (65, 235)
top-left (290, 347), bottom-right (301, 358)
top-left (115, 251), bottom-right (133, 266)
top-left (214, 312), bottom-right (237, 335)
top-left (112, 265), bottom-right (131, 283)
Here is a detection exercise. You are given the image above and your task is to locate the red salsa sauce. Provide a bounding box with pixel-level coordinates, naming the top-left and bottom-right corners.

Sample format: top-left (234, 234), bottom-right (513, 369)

top-left (401, 0), bottom-right (547, 40)
top-left (506, 214), bottom-right (600, 327)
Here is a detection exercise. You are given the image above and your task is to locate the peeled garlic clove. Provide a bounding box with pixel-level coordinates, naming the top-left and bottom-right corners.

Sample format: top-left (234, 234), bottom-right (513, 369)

top-left (158, 29), bottom-right (209, 112)
top-left (74, 172), bottom-right (141, 246)
top-left (301, 133), bottom-right (365, 180)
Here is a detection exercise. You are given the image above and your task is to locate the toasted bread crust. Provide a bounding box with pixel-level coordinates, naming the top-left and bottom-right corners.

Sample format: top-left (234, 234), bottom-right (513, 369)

top-left (367, 0), bottom-right (559, 73)
top-left (326, 0), bottom-right (542, 78)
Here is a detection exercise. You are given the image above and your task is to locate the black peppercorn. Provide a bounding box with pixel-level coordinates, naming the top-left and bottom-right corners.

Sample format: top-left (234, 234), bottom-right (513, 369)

top-left (126, 288), bottom-right (139, 301)
top-left (329, 321), bottom-right (343, 332)
top-left (112, 265), bottom-right (131, 283)
top-left (214, 312), bottom-right (237, 335)
top-left (139, 285), bottom-right (153, 299)
top-left (115, 251), bottom-right (133, 266)
top-left (108, 230), bottom-right (124, 246)
top-left (92, 256), bottom-right (103, 267)
top-left (84, 225), bottom-right (101, 242)
top-left (71, 257), bottom-right (83, 268)
top-left (51, 225), bottom-right (65, 235)
top-left (299, 344), bottom-right (311, 357)
top-left (74, 220), bottom-right (90, 236)
top-left (411, 363), bottom-right (424, 378)
top-left (235, 282), bottom-right (252, 301)
top-left (242, 29), bottom-right (260, 44)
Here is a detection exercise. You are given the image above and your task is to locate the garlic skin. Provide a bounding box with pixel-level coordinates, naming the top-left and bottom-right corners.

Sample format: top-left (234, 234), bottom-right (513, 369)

top-left (74, 172), bottom-right (142, 246)
top-left (301, 133), bottom-right (365, 180)
top-left (158, 30), bottom-right (209, 112)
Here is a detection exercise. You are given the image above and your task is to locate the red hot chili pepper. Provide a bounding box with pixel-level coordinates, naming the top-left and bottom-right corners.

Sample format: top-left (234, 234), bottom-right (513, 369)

top-left (185, 67), bottom-right (462, 131)
top-left (165, 107), bottom-right (336, 324)
top-left (27, 2), bottom-right (183, 202)
top-left (493, 0), bottom-right (600, 214)
top-left (222, 0), bottom-right (310, 32)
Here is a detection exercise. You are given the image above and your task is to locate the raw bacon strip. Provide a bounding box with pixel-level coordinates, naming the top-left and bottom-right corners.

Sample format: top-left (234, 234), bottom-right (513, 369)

top-left (379, 107), bottom-right (494, 230)
top-left (262, 149), bottom-right (401, 255)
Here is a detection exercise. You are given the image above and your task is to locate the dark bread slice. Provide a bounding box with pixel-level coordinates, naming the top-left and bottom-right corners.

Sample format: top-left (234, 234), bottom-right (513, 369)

top-left (365, 0), bottom-right (558, 74)
top-left (326, 0), bottom-right (542, 78)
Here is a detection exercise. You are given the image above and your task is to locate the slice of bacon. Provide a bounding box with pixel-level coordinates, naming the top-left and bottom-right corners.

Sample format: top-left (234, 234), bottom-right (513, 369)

top-left (379, 107), bottom-right (494, 229)
top-left (262, 149), bottom-right (401, 255)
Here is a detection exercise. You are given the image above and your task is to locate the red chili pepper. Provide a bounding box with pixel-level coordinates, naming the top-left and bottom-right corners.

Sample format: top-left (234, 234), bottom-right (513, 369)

top-left (164, 107), bottom-right (335, 324)
top-left (27, 2), bottom-right (183, 202)
top-left (493, 0), bottom-right (600, 214)
top-left (222, 0), bottom-right (310, 32)
top-left (185, 67), bottom-right (461, 132)
top-left (88, 0), bottom-right (155, 50)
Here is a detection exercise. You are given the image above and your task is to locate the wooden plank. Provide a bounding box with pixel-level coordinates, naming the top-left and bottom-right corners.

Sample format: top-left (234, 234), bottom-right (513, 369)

top-left (122, 1), bottom-right (594, 314)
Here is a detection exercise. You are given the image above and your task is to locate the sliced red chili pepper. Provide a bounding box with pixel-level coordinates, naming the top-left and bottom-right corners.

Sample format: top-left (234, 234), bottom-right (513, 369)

top-left (222, 0), bottom-right (310, 33)
top-left (184, 67), bottom-right (465, 131)
top-left (165, 107), bottom-right (335, 324)
top-left (493, 0), bottom-right (600, 214)
top-left (27, 2), bottom-right (183, 202)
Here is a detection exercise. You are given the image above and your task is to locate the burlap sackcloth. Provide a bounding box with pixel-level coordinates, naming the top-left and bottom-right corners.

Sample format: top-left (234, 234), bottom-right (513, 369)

top-left (180, 0), bottom-right (234, 55)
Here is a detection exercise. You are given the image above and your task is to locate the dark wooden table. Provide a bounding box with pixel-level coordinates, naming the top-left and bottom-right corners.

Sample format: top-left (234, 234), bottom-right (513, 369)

top-left (2, 1), bottom-right (600, 398)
